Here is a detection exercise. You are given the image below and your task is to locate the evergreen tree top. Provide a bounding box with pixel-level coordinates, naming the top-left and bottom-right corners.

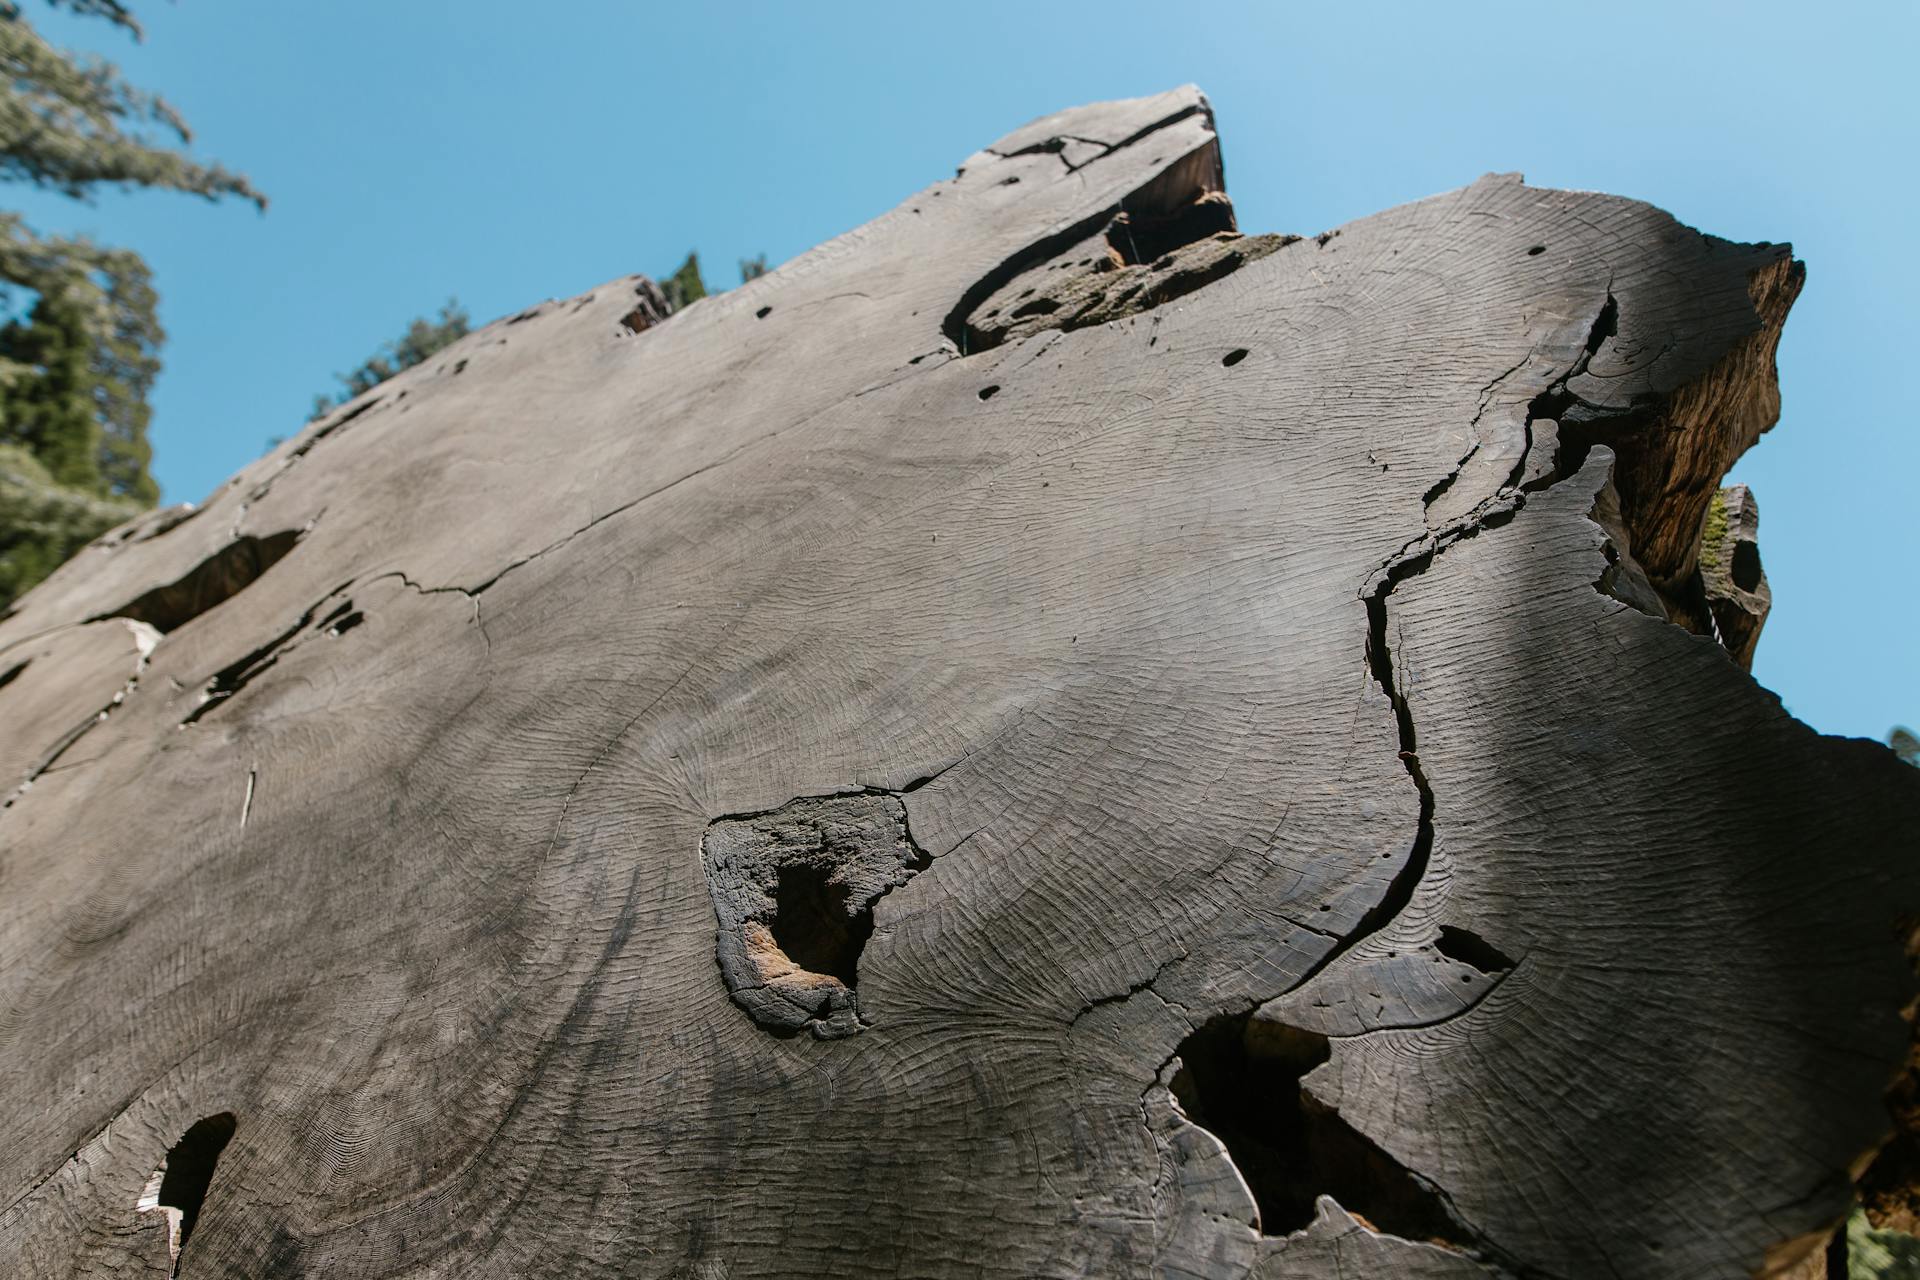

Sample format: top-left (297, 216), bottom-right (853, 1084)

top-left (0, 5), bottom-right (263, 206)
top-left (0, 3), bottom-right (139, 40)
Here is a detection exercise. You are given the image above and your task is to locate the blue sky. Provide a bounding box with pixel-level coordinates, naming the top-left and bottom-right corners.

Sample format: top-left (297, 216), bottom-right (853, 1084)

top-left (13, 1), bottom-right (1915, 743)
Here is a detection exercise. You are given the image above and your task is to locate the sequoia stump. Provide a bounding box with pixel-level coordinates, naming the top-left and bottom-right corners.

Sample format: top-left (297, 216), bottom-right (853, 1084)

top-left (1, 87), bottom-right (1916, 1279)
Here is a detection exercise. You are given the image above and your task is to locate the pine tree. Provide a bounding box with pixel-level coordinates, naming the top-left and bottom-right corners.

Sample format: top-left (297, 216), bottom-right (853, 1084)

top-left (656, 252), bottom-right (768, 314)
top-left (0, 8), bottom-right (263, 205)
top-left (0, 1), bottom-right (256, 607)
top-left (660, 252), bottom-right (708, 313)
top-left (0, 285), bottom-right (97, 491)
top-left (309, 300), bottom-right (470, 420)
top-left (0, 440), bottom-right (136, 604)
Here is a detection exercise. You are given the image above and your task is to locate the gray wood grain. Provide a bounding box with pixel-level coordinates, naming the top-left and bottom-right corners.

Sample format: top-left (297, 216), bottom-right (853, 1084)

top-left (0, 87), bottom-right (1912, 1279)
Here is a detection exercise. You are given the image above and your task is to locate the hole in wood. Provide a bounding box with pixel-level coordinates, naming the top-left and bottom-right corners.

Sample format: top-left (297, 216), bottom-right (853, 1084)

top-left (94, 531), bottom-right (301, 634)
top-left (702, 793), bottom-right (930, 1039)
top-left (1169, 1015), bottom-right (1467, 1243)
top-left (137, 1112), bottom-right (236, 1270)
top-left (772, 861), bottom-right (870, 984)
top-left (1434, 924), bottom-right (1515, 975)
top-left (1731, 539), bottom-right (1763, 593)
top-left (978, 384), bottom-right (1001, 401)
top-left (1222, 348), bottom-right (1249, 367)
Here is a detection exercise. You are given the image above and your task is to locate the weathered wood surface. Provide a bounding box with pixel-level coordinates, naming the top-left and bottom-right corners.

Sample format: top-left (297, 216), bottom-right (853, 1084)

top-left (1, 86), bottom-right (1915, 1279)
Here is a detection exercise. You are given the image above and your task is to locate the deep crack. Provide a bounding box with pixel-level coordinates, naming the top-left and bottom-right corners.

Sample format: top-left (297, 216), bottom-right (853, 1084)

top-left (1338, 295), bottom-right (1622, 970)
top-left (3, 619), bottom-right (158, 809)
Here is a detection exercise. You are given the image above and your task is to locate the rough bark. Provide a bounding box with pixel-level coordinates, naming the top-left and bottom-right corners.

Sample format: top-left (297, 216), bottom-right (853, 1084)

top-left (0, 86), bottom-right (1914, 1280)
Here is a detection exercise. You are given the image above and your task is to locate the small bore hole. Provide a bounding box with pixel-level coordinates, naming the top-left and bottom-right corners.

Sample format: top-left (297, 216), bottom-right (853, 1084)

top-left (1527, 245), bottom-right (1546, 256)
top-left (978, 385), bottom-right (1001, 401)
top-left (1222, 348), bottom-right (1249, 367)
top-left (755, 306), bottom-right (772, 319)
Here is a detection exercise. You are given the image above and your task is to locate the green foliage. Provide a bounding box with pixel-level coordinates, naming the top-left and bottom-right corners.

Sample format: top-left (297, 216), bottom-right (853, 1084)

top-left (0, 285), bottom-right (96, 488)
top-left (660, 251), bottom-right (707, 313)
top-left (0, 0), bottom-right (258, 607)
top-left (88, 238), bottom-right (159, 501)
top-left (0, 8), bottom-right (263, 205)
top-left (310, 299), bottom-right (469, 419)
top-left (0, 2), bottom-right (139, 40)
top-left (658, 251), bottom-right (768, 313)
top-left (1698, 487), bottom-right (1728, 573)
top-left (0, 223), bottom-right (159, 500)
top-left (0, 440), bottom-right (137, 605)
top-left (1849, 1203), bottom-right (1920, 1279)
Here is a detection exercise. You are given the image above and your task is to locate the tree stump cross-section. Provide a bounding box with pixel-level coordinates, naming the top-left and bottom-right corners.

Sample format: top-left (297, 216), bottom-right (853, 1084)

top-left (0, 86), bottom-right (1916, 1279)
